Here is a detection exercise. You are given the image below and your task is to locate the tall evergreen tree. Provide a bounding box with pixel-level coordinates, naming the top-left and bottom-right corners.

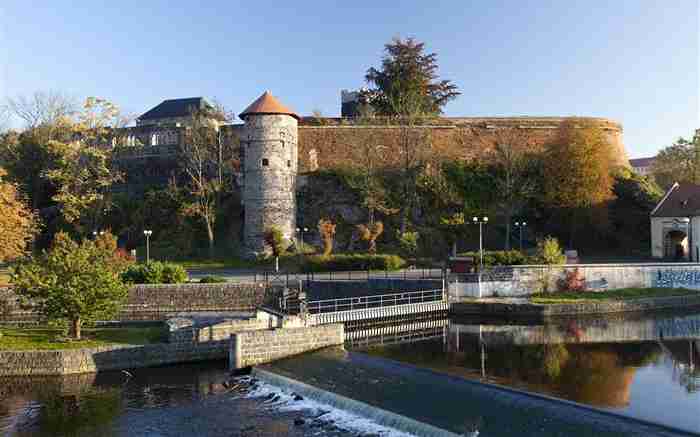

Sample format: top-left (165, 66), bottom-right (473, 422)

top-left (364, 37), bottom-right (460, 116)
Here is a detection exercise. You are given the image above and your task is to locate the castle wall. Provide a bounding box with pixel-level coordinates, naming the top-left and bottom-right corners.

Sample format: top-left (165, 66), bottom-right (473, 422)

top-left (241, 114), bottom-right (298, 256)
top-left (296, 117), bottom-right (628, 172)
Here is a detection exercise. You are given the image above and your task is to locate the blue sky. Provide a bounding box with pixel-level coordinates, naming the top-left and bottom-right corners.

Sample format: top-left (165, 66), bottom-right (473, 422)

top-left (1, 1), bottom-right (698, 158)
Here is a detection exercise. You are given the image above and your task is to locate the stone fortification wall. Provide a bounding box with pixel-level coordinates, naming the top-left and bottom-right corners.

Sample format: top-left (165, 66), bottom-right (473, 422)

top-left (450, 263), bottom-right (700, 298)
top-left (241, 114), bottom-right (298, 256)
top-left (296, 116), bottom-right (628, 172)
top-left (229, 324), bottom-right (344, 369)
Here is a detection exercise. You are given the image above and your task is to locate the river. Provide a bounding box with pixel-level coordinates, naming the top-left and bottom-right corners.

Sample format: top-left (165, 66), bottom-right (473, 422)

top-left (1, 309), bottom-right (698, 436)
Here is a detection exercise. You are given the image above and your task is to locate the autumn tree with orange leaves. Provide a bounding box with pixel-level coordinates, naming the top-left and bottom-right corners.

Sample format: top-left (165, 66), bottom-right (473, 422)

top-left (0, 167), bottom-right (38, 262)
top-left (543, 118), bottom-right (615, 248)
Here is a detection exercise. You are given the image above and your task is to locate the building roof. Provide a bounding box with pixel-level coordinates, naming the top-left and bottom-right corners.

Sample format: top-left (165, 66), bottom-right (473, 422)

top-left (651, 182), bottom-right (700, 217)
top-left (138, 97), bottom-right (210, 121)
top-left (239, 91), bottom-right (299, 120)
top-left (629, 157), bottom-right (655, 168)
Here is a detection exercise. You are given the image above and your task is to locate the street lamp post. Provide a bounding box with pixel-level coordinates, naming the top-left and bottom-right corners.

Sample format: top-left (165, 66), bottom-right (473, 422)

top-left (472, 216), bottom-right (488, 271)
top-left (143, 230), bottom-right (153, 263)
top-left (514, 221), bottom-right (527, 251)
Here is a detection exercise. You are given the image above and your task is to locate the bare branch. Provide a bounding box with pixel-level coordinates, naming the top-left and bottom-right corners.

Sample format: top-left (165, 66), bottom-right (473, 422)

top-left (6, 91), bottom-right (77, 128)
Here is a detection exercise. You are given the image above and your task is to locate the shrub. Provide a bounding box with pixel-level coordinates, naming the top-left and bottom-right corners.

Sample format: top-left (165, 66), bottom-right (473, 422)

top-left (301, 254), bottom-right (406, 272)
top-left (198, 275), bottom-right (227, 283)
top-left (557, 268), bottom-right (586, 292)
top-left (264, 226), bottom-right (287, 257)
top-left (121, 261), bottom-right (188, 284)
top-left (397, 230), bottom-right (420, 259)
top-left (536, 237), bottom-right (566, 265)
top-left (161, 263), bottom-right (188, 284)
top-left (318, 218), bottom-right (337, 257)
top-left (457, 250), bottom-right (533, 266)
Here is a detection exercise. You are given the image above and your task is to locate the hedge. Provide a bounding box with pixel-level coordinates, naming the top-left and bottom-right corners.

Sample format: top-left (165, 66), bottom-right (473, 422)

top-left (301, 254), bottom-right (406, 272)
top-left (121, 261), bottom-right (189, 284)
top-left (457, 250), bottom-right (534, 267)
top-left (198, 275), bottom-right (228, 283)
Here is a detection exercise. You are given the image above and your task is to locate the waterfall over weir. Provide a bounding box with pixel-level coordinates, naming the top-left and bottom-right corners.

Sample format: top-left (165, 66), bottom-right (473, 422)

top-left (252, 368), bottom-right (463, 437)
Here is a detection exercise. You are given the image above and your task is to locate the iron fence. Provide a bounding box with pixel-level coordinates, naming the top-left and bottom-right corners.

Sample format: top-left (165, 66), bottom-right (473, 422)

top-left (255, 268), bottom-right (447, 285)
top-left (305, 288), bottom-right (445, 315)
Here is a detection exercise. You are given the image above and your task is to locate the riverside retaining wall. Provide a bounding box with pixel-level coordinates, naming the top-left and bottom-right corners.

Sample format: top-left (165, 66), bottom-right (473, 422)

top-left (0, 340), bottom-right (230, 376)
top-left (229, 324), bottom-right (344, 369)
top-left (1, 282), bottom-right (269, 324)
top-left (450, 263), bottom-right (700, 298)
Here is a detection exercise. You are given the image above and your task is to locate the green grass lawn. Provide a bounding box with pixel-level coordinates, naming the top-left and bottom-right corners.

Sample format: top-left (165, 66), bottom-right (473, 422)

top-left (531, 287), bottom-right (697, 304)
top-left (0, 326), bottom-right (167, 350)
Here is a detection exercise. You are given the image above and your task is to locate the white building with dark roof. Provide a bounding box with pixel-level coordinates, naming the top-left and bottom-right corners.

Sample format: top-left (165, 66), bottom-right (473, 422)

top-left (650, 182), bottom-right (700, 260)
top-left (630, 156), bottom-right (655, 176)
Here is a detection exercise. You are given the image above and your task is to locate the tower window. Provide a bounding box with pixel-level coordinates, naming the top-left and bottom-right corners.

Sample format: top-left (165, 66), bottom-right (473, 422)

top-left (261, 158), bottom-right (269, 167)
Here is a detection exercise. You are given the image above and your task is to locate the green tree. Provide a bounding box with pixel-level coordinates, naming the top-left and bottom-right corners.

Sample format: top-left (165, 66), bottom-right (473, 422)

top-left (651, 131), bottom-right (700, 189)
top-left (396, 230), bottom-right (420, 259)
top-left (536, 236), bottom-right (566, 265)
top-left (12, 232), bottom-right (129, 339)
top-left (609, 168), bottom-right (663, 253)
top-left (542, 118), bottom-right (614, 247)
top-left (364, 37), bottom-right (460, 116)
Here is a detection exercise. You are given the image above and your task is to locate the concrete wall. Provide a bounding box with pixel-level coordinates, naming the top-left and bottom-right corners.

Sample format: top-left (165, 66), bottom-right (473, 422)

top-left (229, 324), bottom-right (344, 369)
top-left (449, 263), bottom-right (700, 298)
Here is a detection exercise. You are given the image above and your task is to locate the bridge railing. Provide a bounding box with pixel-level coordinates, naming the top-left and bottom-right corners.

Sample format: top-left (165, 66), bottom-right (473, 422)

top-left (305, 289), bottom-right (445, 315)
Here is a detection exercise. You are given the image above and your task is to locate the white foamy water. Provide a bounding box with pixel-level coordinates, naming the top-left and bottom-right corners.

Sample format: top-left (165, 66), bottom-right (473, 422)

top-left (240, 375), bottom-right (421, 437)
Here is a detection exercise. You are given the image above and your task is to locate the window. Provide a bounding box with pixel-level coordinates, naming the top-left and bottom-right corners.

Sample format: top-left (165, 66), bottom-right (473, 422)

top-left (287, 160), bottom-right (291, 167)
top-left (262, 158), bottom-right (269, 167)
top-left (151, 133), bottom-right (158, 146)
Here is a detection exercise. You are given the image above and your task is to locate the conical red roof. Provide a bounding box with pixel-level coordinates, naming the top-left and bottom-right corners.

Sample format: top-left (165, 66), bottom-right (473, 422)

top-left (239, 91), bottom-right (299, 120)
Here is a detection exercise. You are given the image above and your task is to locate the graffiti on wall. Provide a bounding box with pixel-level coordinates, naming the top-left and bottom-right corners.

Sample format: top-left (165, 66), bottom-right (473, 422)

top-left (655, 270), bottom-right (700, 288)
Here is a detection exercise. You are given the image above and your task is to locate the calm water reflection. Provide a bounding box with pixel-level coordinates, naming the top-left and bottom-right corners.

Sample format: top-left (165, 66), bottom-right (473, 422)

top-left (352, 310), bottom-right (700, 433)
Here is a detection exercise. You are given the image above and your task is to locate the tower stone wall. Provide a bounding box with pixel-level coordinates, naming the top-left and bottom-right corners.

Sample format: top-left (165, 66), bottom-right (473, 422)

top-left (241, 114), bottom-right (298, 257)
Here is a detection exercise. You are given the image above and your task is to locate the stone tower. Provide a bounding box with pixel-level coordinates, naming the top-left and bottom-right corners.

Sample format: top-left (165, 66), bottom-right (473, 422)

top-left (239, 91), bottom-right (299, 258)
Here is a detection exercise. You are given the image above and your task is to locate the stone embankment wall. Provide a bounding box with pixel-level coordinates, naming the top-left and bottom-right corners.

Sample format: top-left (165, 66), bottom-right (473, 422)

top-left (1, 282), bottom-right (268, 324)
top-left (451, 294), bottom-right (700, 318)
top-left (450, 263), bottom-right (700, 298)
top-left (229, 324), bottom-right (344, 369)
top-left (0, 340), bottom-right (229, 376)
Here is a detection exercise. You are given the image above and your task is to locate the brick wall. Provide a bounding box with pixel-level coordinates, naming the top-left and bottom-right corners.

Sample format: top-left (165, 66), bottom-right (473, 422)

top-left (230, 324), bottom-right (344, 369)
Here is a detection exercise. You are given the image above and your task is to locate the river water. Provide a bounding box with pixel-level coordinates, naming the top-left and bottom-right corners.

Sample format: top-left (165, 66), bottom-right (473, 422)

top-left (1, 309), bottom-right (699, 436)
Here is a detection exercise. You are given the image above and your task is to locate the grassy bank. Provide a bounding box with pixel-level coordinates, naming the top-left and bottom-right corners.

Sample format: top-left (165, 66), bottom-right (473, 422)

top-left (531, 287), bottom-right (696, 304)
top-left (0, 326), bottom-right (167, 351)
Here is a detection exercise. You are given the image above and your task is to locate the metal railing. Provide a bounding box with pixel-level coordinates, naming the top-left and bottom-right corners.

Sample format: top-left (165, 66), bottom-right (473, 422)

top-left (305, 289), bottom-right (445, 315)
top-left (255, 268), bottom-right (447, 285)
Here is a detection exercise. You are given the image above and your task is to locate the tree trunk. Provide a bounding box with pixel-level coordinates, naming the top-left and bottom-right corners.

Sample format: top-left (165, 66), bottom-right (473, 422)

top-left (70, 317), bottom-right (81, 340)
top-left (206, 221), bottom-right (215, 258)
top-left (275, 256), bottom-right (279, 272)
top-left (451, 241), bottom-right (457, 258)
top-left (505, 220), bottom-right (512, 250)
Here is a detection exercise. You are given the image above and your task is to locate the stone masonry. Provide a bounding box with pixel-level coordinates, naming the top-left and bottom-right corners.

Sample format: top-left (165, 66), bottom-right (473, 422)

top-left (241, 112), bottom-right (298, 257)
top-left (229, 324), bottom-right (344, 369)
